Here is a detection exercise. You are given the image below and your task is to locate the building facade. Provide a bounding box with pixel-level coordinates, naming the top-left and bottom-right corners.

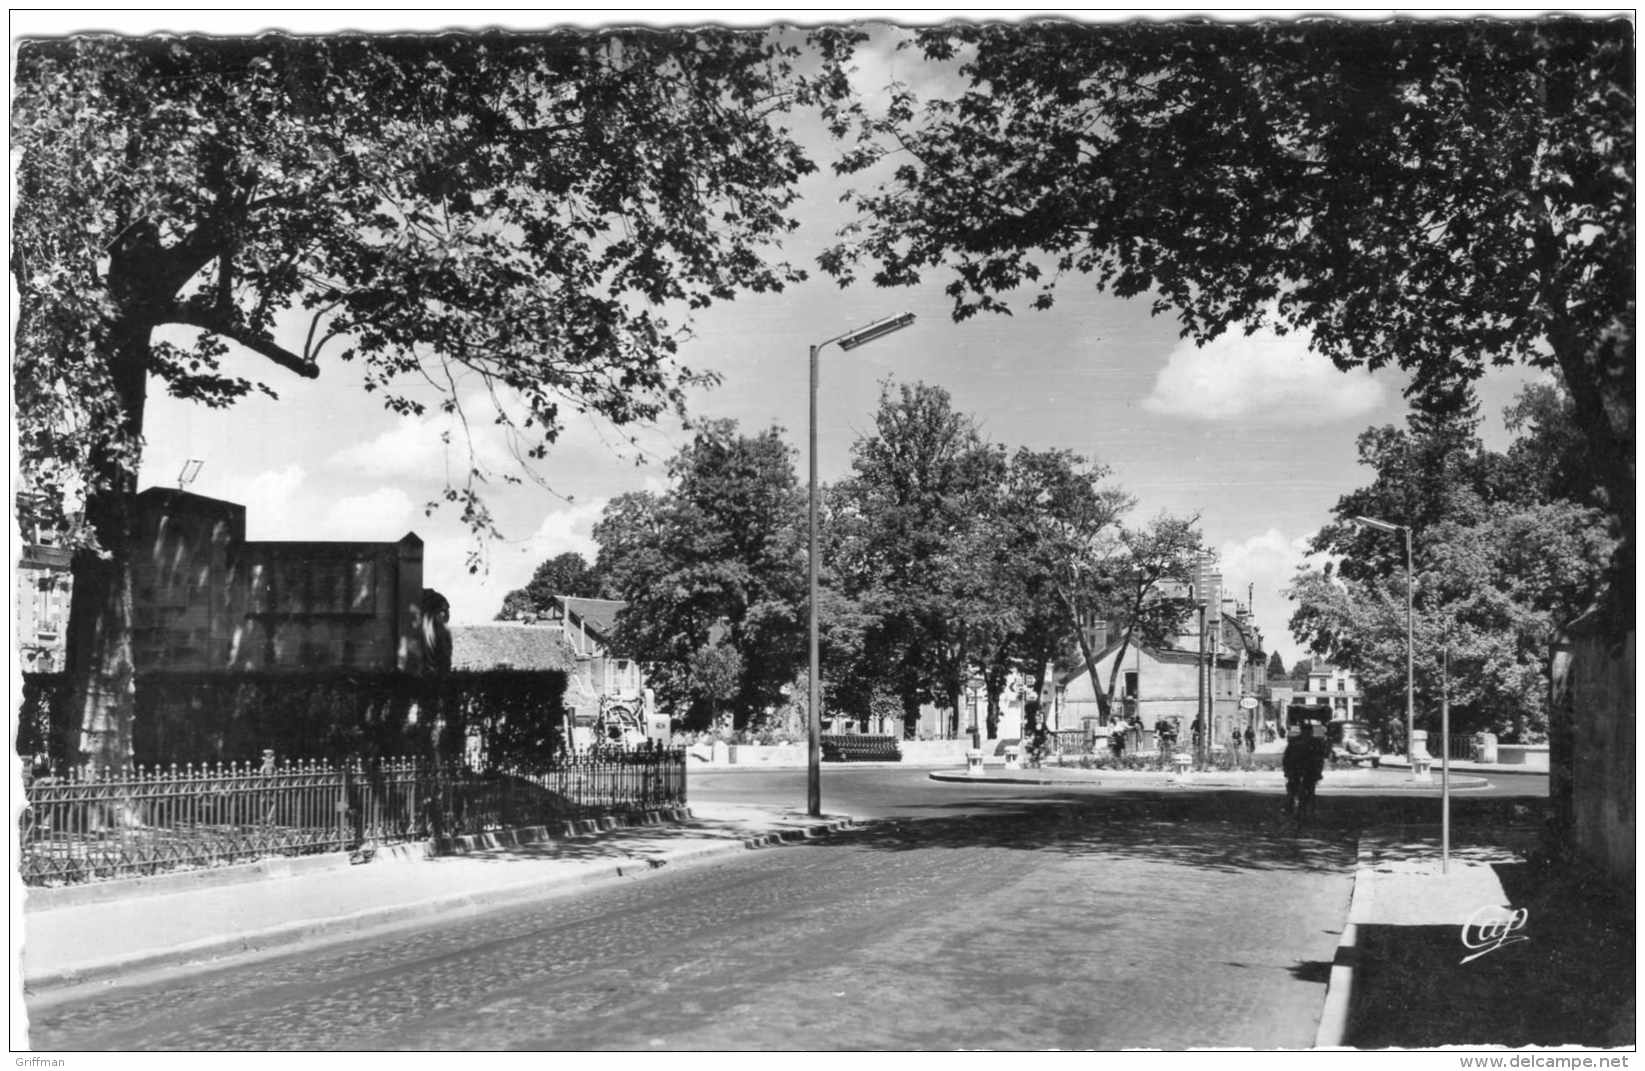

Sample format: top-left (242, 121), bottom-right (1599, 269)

top-left (16, 543), bottom-right (72, 673)
top-left (16, 488), bottom-right (428, 677)
top-left (1276, 662), bottom-right (1362, 720)
top-left (1056, 604), bottom-right (1267, 745)
top-left (131, 487), bottom-right (426, 673)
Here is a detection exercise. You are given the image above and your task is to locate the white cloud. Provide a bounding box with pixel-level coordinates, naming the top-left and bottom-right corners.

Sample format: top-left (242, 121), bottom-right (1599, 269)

top-left (238, 465), bottom-right (307, 540)
top-left (1216, 528), bottom-right (1323, 663)
top-left (321, 487), bottom-right (417, 541)
top-left (425, 497), bottom-right (609, 624)
top-left (327, 400), bottom-right (520, 482)
top-left (1142, 329), bottom-right (1384, 424)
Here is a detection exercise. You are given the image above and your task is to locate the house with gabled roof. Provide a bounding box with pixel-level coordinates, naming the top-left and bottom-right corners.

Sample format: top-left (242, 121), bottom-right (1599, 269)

top-left (489, 595), bottom-right (653, 738)
top-left (1056, 603), bottom-right (1267, 747)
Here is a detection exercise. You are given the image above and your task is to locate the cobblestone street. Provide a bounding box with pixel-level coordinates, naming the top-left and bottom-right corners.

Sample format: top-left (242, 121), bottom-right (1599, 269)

top-left (28, 798), bottom-right (1354, 1050)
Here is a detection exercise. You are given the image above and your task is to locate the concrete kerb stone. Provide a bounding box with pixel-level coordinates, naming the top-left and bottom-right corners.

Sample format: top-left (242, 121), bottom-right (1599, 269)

top-left (425, 805), bottom-right (692, 857)
top-left (1314, 835), bottom-right (1374, 1048)
top-left (926, 768), bottom-right (1491, 790)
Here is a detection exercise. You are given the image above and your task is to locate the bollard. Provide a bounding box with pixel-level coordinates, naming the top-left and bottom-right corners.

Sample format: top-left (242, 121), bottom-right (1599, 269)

top-left (965, 749), bottom-right (986, 777)
top-left (1409, 729), bottom-right (1432, 781)
top-left (1172, 752), bottom-right (1192, 776)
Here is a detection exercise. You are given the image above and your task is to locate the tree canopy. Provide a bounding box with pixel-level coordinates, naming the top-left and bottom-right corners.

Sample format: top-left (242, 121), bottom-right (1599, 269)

top-left (1288, 387), bottom-right (1613, 741)
top-left (12, 29), bottom-right (850, 764)
top-left (593, 421), bottom-right (806, 730)
top-left (823, 17), bottom-right (1634, 608)
top-left (494, 552), bottom-right (606, 621)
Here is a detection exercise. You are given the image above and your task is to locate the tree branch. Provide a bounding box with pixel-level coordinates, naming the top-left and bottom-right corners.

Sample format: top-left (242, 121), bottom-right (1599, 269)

top-left (161, 304), bottom-right (320, 378)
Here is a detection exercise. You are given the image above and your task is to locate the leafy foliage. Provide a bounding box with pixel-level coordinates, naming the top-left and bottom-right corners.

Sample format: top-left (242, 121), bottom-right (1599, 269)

top-left (824, 18), bottom-right (1633, 608)
top-left (12, 29), bottom-right (850, 766)
top-left (1267, 651), bottom-right (1287, 680)
top-left (495, 552), bottom-right (607, 621)
top-left (594, 421), bottom-right (806, 729)
top-left (830, 381), bottom-right (1006, 734)
top-left (1288, 388), bottom-right (1614, 741)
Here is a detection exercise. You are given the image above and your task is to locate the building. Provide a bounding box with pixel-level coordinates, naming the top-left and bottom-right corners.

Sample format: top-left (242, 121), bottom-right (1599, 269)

top-left (16, 543), bottom-right (72, 673)
top-left (535, 596), bottom-right (644, 703)
top-left (1277, 662), bottom-right (1362, 721)
top-left (497, 595), bottom-right (657, 741)
top-left (1056, 603), bottom-right (1266, 745)
top-left (16, 488), bottom-right (428, 676)
top-left (131, 487), bottom-right (426, 673)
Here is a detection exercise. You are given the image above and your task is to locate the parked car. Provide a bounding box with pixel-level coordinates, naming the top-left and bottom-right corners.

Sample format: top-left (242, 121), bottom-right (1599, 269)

top-left (1328, 719), bottom-right (1380, 767)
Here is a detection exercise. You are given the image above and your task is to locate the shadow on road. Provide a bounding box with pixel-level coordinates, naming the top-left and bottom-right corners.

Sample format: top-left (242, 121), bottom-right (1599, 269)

top-left (813, 792), bottom-right (1358, 873)
top-left (801, 791), bottom-right (1552, 877)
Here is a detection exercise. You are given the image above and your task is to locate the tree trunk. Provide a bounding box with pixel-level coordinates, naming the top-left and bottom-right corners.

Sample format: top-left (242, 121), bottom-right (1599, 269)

top-left (1105, 615), bottom-right (1144, 723)
top-left (64, 324), bottom-right (150, 772)
top-left (1054, 585), bottom-right (1110, 723)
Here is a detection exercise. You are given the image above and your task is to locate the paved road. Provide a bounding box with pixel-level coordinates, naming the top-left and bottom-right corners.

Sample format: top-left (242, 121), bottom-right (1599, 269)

top-left (28, 793), bottom-right (1355, 1051)
top-left (28, 769), bottom-right (1543, 1051)
top-left (691, 763), bottom-right (1549, 821)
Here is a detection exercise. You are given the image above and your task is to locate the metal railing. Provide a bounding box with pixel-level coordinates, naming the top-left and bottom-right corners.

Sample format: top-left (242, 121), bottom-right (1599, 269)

top-left (1050, 729), bottom-right (1091, 755)
top-left (19, 749), bottom-right (686, 887)
top-left (1426, 734), bottom-right (1476, 763)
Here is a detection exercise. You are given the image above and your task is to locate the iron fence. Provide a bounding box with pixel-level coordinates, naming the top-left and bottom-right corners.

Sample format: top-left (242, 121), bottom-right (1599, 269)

top-left (1426, 734), bottom-right (1477, 763)
top-left (19, 748), bottom-right (686, 887)
top-left (1050, 729), bottom-right (1091, 755)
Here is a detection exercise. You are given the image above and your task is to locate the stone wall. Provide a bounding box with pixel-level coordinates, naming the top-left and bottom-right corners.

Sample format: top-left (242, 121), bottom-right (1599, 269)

top-left (132, 487), bottom-right (423, 674)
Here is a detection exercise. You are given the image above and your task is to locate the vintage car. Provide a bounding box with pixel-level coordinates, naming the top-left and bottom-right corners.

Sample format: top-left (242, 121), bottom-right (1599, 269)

top-left (1328, 719), bottom-right (1381, 767)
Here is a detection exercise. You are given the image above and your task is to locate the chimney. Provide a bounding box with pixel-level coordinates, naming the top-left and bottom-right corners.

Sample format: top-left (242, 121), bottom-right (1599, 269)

top-left (1085, 622), bottom-right (1108, 653)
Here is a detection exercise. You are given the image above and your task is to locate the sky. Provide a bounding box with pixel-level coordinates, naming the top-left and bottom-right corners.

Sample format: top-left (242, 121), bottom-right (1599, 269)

top-left (19, 10), bottom-right (1554, 665)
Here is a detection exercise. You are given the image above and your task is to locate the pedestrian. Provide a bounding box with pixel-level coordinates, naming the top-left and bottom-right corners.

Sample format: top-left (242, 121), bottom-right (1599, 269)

top-left (1024, 698), bottom-right (1047, 767)
top-left (1244, 725), bottom-right (1256, 753)
top-left (1283, 722), bottom-right (1328, 819)
top-left (1191, 716), bottom-right (1203, 751)
top-left (1109, 724), bottom-right (1126, 760)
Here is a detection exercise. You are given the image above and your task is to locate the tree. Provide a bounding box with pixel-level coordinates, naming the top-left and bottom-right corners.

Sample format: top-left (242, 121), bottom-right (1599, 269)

top-left (13, 30), bottom-right (850, 767)
top-left (824, 18), bottom-right (1634, 612)
top-left (1289, 395), bottom-right (1614, 740)
top-left (495, 552), bottom-right (605, 621)
top-left (832, 381), bottom-right (1005, 738)
top-left (997, 447), bottom-right (1133, 723)
top-left (1266, 651), bottom-right (1288, 681)
top-left (1091, 515), bottom-right (1204, 723)
top-left (686, 642), bottom-right (745, 732)
top-left (593, 421), bottom-right (807, 730)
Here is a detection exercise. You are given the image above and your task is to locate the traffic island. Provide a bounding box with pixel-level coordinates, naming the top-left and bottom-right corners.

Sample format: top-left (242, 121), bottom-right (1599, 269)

top-left (927, 765), bottom-right (1491, 790)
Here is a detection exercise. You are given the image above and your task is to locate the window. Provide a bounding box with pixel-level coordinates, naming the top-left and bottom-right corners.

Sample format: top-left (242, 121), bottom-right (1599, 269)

top-left (1123, 671), bottom-right (1138, 698)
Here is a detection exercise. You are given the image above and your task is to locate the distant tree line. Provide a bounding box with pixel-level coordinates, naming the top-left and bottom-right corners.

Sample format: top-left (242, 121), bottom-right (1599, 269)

top-left (497, 380), bottom-right (1205, 733)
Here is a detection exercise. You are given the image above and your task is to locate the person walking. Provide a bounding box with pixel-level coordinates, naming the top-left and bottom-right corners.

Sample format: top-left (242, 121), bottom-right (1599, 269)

top-left (1244, 725), bottom-right (1256, 753)
top-left (1282, 723), bottom-right (1327, 827)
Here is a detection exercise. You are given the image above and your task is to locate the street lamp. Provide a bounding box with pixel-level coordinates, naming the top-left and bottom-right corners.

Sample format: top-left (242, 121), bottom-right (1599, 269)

top-left (1351, 515), bottom-right (1415, 767)
top-left (808, 312), bottom-right (916, 817)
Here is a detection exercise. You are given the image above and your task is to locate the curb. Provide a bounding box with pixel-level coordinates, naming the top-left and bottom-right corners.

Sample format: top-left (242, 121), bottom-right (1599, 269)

top-left (1314, 836), bottom-right (1374, 1048)
top-left (24, 812), bottom-right (856, 995)
top-left (925, 770), bottom-right (1491, 790)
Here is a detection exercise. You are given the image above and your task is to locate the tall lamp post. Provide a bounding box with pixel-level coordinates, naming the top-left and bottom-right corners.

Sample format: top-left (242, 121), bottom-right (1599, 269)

top-left (808, 312), bottom-right (916, 817)
top-left (1351, 516), bottom-right (1415, 765)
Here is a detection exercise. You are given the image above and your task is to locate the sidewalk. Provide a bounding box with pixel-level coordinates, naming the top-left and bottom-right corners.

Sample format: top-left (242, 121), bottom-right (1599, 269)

top-left (21, 803), bottom-right (857, 995)
top-left (1317, 825), bottom-right (1634, 1049)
